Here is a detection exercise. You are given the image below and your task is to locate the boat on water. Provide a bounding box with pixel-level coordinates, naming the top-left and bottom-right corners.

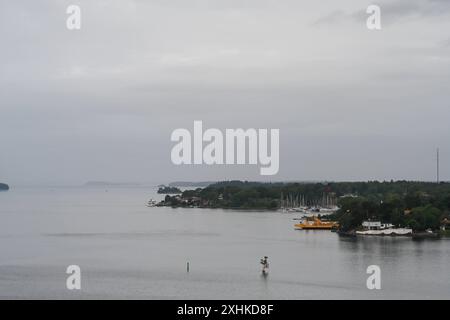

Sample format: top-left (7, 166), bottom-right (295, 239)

top-left (294, 216), bottom-right (339, 230)
top-left (146, 199), bottom-right (157, 207)
top-left (317, 206), bottom-right (339, 214)
top-left (279, 192), bottom-right (339, 215)
top-left (281, 206), bottom-right (339, 215)
top-left (279, 207), bottom-right (296, 214)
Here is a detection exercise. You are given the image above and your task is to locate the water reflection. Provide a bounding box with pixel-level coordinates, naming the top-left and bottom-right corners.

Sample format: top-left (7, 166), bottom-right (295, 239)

top-left (0, 187), bottom-right (449, 299)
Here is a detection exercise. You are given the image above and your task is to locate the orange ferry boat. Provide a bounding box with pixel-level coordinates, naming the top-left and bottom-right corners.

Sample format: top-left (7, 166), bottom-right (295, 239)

top-left (294, 217), bottom-right (338, 230)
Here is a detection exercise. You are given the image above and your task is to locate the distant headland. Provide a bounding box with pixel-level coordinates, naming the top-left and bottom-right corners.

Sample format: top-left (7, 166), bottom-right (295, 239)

top-left (0, 183), bottom-right (9, 191)
top-left (168, 181), bottom-right (214, 188)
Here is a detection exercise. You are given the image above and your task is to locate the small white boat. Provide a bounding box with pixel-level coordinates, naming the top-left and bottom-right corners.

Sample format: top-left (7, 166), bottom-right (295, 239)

top-left (279, 208), bottom-right (295, 214)
top-left (146, 199), bottom-right (157, 207)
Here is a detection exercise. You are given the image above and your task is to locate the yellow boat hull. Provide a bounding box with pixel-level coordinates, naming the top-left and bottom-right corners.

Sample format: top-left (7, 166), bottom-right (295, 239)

top-left (294, 224), bottom-right (335, 230)
top-left (294, 217), bottom-right (338, 230)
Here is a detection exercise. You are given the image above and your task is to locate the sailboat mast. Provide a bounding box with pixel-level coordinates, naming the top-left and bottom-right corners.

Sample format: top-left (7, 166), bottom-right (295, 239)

top-left (437, 148), bottom-right (440, 184)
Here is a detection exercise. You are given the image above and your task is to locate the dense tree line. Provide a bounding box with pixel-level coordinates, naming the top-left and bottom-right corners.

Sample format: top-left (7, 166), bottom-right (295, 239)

top-left (164, 180), bottom-right (450, 231)
top-left (332, 189), bottom-right (450, 232)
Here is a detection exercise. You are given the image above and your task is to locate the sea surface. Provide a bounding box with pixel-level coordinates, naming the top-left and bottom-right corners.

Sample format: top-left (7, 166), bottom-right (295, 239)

top-left (0, 186), bottom-right (449, 299)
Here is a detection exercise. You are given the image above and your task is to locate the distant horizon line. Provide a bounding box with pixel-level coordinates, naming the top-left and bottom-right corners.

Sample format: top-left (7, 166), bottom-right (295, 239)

top-left (4, 179), bottom-right (449, 188)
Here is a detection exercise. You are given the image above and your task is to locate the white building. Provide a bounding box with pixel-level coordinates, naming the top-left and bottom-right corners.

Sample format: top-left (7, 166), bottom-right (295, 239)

top-left (362, 221), bottom-right (394, 230)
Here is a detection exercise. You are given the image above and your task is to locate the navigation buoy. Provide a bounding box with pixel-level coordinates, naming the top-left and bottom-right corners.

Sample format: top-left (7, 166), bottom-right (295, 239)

top-left (260, 256), bottom-right (269, 276)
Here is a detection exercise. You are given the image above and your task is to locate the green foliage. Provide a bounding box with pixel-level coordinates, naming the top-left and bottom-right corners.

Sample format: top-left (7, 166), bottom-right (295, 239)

top-left (405, 206), bottom-right (442, 231)
top-left (162, 181), bottom-right (450, 230)
top-left (332, 190), bottom-right (448, 232)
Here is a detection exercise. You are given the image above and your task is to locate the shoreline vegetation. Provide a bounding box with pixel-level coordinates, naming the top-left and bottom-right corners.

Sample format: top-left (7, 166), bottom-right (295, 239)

top-left (0, 183), bottom-right (9, 191)
top-left (157, 180), bottom-right (450, 235)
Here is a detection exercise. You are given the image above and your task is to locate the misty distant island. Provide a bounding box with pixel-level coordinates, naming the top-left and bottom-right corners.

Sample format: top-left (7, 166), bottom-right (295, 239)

top-left (168, 181), bottom-right (214, 188)
top-left (157, 186), bottom-right (182, 194)
top-left (0, 183), bottom-right (9, 191)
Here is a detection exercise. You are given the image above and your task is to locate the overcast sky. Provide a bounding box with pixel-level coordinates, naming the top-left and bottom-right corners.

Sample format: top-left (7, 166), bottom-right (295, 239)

top-left (1, 0), bottom-right (449, 186)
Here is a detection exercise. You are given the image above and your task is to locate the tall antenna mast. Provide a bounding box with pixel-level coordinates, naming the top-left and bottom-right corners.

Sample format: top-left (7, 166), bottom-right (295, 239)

top-left (437, 148), bottom-right (440, 184)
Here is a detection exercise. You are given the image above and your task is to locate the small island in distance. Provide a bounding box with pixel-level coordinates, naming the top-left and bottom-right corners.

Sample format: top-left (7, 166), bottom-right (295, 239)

top-left (157, 186), bottom-right (182, 194)
top-left (0, 183), bottom-right (9, 191)
top-left (168, 181), bottom-right (214, 188)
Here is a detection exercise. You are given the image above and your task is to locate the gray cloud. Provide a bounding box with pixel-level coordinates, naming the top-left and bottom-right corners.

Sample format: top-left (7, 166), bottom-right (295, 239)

top-left (0, 0), bottom-right (449, 185)
top-left (313, 0), bottom-right (450, 27)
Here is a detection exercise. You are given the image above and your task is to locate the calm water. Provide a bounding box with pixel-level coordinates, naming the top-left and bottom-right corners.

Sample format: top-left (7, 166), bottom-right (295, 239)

top-left (0, 187), bottom-right (449, 299)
